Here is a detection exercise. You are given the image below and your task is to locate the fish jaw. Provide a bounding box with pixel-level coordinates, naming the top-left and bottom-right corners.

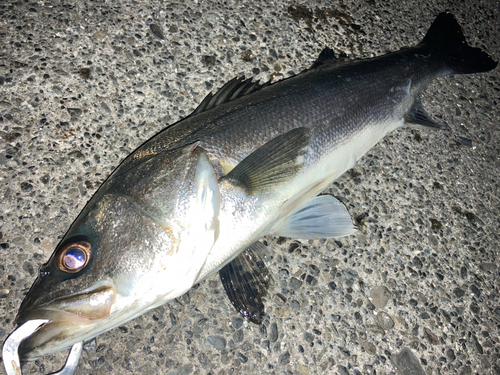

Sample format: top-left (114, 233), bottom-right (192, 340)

top-left (15, 284), bottom-right (115, 361)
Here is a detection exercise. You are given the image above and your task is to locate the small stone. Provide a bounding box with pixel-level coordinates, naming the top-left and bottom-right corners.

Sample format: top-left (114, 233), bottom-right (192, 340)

top-left (305, 275), bottom-right (317, 286)
top-left (260, 325), bottom-right (267, 336)
top-left (231, 317), bottom-right (243, 329)
top-left (362, 341), bottom-right (377, 355)
top-left (472, 335), bottom-right (483, 354)
top-left (206, 335), bottom-right (226, 350)
top-left (67, 108), bottom-right (83, 121)
top-left (202, 55), bottom-right (216, 67)
top-left (453, 288), bottom-right (465, 298)
top-left (470, 284), bottom-right (481, 297)
top-left (430, 218), bottom-right (443, 230)
top-left (291, 300), bottom-right (300, 311)
top-left (149, 23), bottom-right (164, 40)
top-left (261, 340), bottom-right (270, 351)
top-left (337, 365), bottom-right (349, 375)
top-left (241, 50), bottom-right (255, 62)
top-left (412, 256), bottom-right (423, 269)
top-left (370, 285), bottom-right (392, 308)
top-left (22, 262), bottom-right (34, 276)
top-left (308, 264), bottom-right (320, 276)
top-left (369, 324), bottom-right (385, 335)
top-left (269, 323), bottom-right (278, 342)
top-left (288, 243), bottom-right (299, 253)
top-left (456, 136), bottom-right (473, 148)
top-left (419, 312), bottom-right (430, 319)
top-left (460, 266), bottom-right (468, 279)
top-left (354, 311), bottom-right (363, 324)
top-left (236, 352), bottom-right (248, 363)
top-left (446, 348), bottom-right (456, 362)
top-left (289, 277), bottom-right (303, 290)
top-left (344, 269), bottom-right (358, 279)
top-left (329, 314), bottom-right (341, 322)
top-left (83, 339), bottom-right (97, 357)
top-left (278, 268), bottom-right (289, 279)
top-left (21, 182), bottom-right (33, 192)
top-left (423, 327), bottom-right (439, 345)
top-left (390, 347), bottom-right (426, 375)
top-left (303, 332), bottom-right (314, 343)
top-left (298, 364), bottom-right (309, 375)
top-left (376, 311), bottom-right (394, 330)
top-left (79, 68), bottom-right (91, 81)
top-left (278, 351), bottom-right (290, 365)
top-left (233, 329), bottom-right (243, 342)
top-left (171, 364), bottom-right (193, 375)
top-left (479, 263), bottom-right (496, 272)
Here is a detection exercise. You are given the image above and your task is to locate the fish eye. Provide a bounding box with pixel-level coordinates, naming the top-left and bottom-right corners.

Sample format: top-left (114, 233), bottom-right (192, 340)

top-left (56, 241), bottom-right (91, 273)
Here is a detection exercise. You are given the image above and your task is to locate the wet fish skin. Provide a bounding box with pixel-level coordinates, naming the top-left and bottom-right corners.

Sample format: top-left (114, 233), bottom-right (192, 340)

top-left (11, 13), bottom-right (497, 362)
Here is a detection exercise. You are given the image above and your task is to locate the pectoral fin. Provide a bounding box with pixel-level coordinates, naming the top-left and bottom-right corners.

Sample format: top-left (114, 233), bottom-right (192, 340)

top-left (221, 128), bottom-right (310, 195)
top-left (272, 195), bottom-right (356, 239)
top-left (219, 241), bottom-right (271, 324)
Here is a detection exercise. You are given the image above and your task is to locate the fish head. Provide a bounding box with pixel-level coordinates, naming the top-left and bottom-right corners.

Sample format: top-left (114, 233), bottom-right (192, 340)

top-left (14, 143), bottom-right (221, 361)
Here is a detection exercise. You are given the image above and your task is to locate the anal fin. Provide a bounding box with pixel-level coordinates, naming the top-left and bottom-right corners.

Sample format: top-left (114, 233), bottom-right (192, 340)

top-left (405, 96), bottom-right (448, 130)
top-left (272, 195), bottom-right (356, 239)
top-left (219, 242), bottom-right (271, 324)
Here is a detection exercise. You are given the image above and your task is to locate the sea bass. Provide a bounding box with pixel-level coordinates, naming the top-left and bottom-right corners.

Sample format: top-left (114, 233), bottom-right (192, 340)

top-left (3, 13), bottom-right (497, 375)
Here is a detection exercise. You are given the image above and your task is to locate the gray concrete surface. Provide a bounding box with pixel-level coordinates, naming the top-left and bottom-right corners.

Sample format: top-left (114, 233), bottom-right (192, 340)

top-left (0, 0), bottom-right (499, 374)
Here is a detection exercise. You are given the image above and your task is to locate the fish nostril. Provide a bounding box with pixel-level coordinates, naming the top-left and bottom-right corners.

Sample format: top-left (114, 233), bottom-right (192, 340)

top-left (40, 268), bottom-right (50, 278)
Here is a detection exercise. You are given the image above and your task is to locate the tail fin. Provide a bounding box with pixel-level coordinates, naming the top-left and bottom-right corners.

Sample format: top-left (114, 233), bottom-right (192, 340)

top-left (420, 13), bottom-right (497, 75)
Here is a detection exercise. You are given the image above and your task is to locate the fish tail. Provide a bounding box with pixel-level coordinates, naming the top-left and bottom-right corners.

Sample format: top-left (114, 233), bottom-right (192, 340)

top-left (420, 13), bottom-right (497, 75)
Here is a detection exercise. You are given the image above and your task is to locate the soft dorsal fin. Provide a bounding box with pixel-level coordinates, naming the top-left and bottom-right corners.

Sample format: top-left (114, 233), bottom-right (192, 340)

top-left (309, 47), bottom-right (349, 70)
top-left (192, 76), bottom-right (271, 116)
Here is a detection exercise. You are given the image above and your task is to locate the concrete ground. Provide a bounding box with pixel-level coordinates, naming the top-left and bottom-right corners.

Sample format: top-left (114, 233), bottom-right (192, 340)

top-left (0, 0), bottom-right (499, 374)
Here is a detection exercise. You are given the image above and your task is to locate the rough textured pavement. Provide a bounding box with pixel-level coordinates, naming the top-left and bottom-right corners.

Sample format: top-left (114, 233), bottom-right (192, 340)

top-left (0, 1), bottom-right (499, 374)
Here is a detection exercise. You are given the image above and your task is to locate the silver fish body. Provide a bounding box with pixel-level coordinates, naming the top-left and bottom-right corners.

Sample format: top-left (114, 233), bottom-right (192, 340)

top-left (6, 13), bottom-right (497, 366)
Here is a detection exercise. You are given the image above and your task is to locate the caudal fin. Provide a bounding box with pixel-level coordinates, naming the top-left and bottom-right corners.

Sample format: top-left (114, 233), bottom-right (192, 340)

top-left (420, 13), bottom-right (497, 75)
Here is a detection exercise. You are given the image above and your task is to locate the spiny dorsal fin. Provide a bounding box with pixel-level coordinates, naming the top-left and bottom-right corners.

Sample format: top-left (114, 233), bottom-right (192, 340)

top-left (192, 76), bottom-right (271, 116)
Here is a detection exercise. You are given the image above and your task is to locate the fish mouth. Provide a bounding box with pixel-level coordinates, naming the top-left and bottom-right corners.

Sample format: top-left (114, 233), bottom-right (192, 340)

top-left (15, 285), bottom-right (115, 361)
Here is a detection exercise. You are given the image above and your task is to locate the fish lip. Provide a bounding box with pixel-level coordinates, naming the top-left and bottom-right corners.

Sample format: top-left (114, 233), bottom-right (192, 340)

top-left (15, 306), bottom-right (95, 327)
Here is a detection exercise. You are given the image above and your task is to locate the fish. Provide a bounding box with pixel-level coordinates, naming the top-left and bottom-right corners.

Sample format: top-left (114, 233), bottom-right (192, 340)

top-left (2, 12), bottom-right (497, 375)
